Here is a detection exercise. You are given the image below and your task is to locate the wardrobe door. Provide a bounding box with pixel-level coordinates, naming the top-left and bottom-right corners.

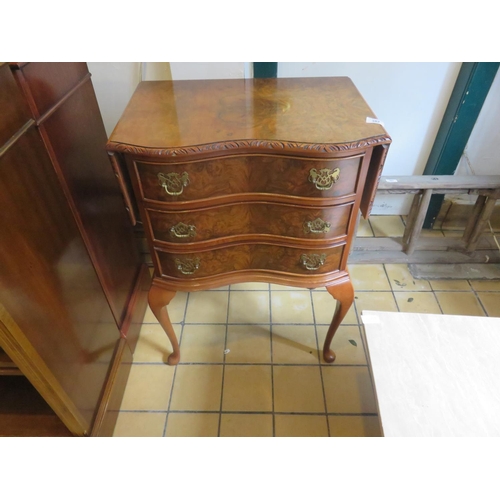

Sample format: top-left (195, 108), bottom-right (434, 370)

top-left (11, 62), bottom-right (144, 328)
top-left (0, 63), bottom-right (121, 432)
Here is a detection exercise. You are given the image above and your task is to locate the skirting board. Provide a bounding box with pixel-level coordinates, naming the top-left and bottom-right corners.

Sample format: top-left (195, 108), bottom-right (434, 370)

top-left (119, 262), bottom-right (151, 352)
top-left (91, 338), bottom-right (133, 437)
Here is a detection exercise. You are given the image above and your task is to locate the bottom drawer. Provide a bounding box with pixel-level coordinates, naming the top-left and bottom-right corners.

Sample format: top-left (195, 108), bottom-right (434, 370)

top-left (156, 244), bottom-right (344, 279)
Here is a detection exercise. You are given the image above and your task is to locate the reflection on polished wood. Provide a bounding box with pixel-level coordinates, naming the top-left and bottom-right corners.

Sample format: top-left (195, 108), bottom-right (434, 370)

top-left (108, 77), bottom-right (391, 364)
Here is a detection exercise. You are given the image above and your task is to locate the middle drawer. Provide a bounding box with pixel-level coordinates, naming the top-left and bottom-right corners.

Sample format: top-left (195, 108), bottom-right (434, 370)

top-left (146, 201), bottom-right (354, 246)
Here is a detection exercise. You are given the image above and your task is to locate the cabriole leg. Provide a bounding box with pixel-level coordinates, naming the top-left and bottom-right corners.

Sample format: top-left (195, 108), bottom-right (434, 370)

top-left (148, 284), bottom-right (180, 365)
top-left (323, 278), bottom-right (355, 363)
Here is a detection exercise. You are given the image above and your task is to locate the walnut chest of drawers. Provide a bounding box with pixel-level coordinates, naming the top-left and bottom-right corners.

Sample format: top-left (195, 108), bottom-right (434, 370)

top-left (107, 77), bottom-right (391, 365)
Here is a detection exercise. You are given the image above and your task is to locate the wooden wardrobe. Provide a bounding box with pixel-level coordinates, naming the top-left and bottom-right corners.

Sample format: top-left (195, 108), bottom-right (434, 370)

top-left (0, 62), bottom-right (150, 436)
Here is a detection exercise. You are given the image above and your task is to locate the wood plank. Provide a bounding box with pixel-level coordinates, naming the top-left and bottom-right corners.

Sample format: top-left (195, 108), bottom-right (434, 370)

top-left (91, 338), bottom-right (133, 437)
top-left (349, 249), bottom-right (500, 264)
top-left (466, 195), bottom-right (499, 252)
top-left (353, 234), bottom-right (500, 252)
top-left (0, 303), bottom-right (88, 436)
top-left (408, 263), bottom-right (500, 280)
top-left (378, 175), bottom-right (500, 191)
top-left (404, 189), bottom-right (433, 255)
top-left (0, 376), bottom-right (72, 437)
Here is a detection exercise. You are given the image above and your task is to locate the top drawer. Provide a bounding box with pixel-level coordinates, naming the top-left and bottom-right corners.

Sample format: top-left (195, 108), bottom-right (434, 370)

top-left (132, 153), bottom-right (364, 204)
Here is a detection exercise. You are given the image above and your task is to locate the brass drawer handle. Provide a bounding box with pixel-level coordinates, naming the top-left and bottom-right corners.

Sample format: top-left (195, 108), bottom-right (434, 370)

top-left (158, 172), bottom-right (189, 196)
top-left (170, 222), bottom-right (197, 239)
top-left (308, 168), bottom-right (340, 190)
top-left (300, 253), bottom-right (326, 271)
top-left (303, 218), bottom-right (331, 234)
top-left (175, 257), bottom-right (200, 275)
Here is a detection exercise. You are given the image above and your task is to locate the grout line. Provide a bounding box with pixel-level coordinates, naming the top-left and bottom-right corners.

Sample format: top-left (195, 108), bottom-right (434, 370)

top-left (430, 288), bottom-right (445, 315)
top-left (382, 264), bottom-right (401, 313)
top-left (269, 284), bottom-right (276, 437)
top-left (174, 321), bottom-right (360, 326)
top-left (217, 289), bottom-right (231, 436)
top-left (162, 291), bottom-right (190, 437)
top-left (310, 288), bottom-right (331, 436)
top-left (469, 285), bottom-right (490, 317)
top-left (366, 218), bottom-right (375, 237)
top-left (118, 409), bottom-right (379, 416)
top-left (130, 361), bottom-right (367, 367)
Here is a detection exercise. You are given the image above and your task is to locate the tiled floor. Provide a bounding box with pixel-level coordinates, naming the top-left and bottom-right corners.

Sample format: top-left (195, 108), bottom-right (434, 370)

top-left (113, 216), bottom-right (500, 437)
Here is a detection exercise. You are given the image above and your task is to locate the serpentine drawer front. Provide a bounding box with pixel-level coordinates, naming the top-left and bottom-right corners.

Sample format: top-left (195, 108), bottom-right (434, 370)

top-left (155, 244), bottom-right (345, 280)
top-left (133, 154), bottom-right (364, 204)
top-left (107, 76), bottom-right (391, 365)
top-left (146, 202), bottom-right (354, 246)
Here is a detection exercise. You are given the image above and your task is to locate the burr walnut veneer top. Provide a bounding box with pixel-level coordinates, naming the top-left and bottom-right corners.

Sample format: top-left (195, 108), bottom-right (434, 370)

top-left (107, 77), bottom-right (390, 156)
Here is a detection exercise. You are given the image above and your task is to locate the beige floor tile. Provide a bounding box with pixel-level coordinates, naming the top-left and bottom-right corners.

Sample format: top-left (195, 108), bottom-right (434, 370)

top-left (385, 264), bottom-right (431, 291)
top-left (225, 325), bottom-right (271, 363)
top-left (477, 292), bottom-right (500, 317)
top-left (228, 291), bottom-right (270, 323)
top-left (328, 415), bottom-right (382, 437)
top-left (273, 366), bottom-right (325, 413)
top-left (134, 323), bottom-right (182, 363)
top-left (142, 306), bottom-right (157, 324)
top-left (271, 290), bottom-right (314, 324)
top-left (312, 291), bottom-right (358, 325)
top-left (170, 365), bottom-right (223, 411)
top-left (369, 215), bottom-right (405, 237)
top-left (470, 280), bottom-right (500, 292)
top-left (357, 217), bottom-right (374, 237)
top-left (349, 264), bottom-right (391, 291)
top-left (113, 411), bottom-right (167, 437)
top-left (394, 292), bottom-right (442, 314)
top-left (434, 292), bottom-right (486, 317)
top-left (184, 291), bottom-right (229, 324)
top-left (231, 282), bottom-right (269, 291)
top-left (143, 292), bottom-right (189, 324)
top-left (354, 291), bottom-right (398, 318)
top-left (275, 415), bottom-right (329, 437)
top-left (222, 365), bottom-right (272, 412)
top-left (430, 280), bottom-right (471, 291)
top-left (322, 366), bottom-right (377, 413)
top-left (179, 324), bottom-right (226, 363)
top-left (317, 325), bottom-right (367, 365)
top-left (272, 325), bottom-right (319, 364)
top-left (165, 413), bottom-right (219, 437)
top-left (219, 413), bottom-right (273, 437)
top-left (120, 364), bottom-right (175, 411)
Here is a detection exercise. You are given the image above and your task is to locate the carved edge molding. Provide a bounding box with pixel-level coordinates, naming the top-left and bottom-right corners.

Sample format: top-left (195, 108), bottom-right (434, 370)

top-left (106, 136), bottom-right (392, 158)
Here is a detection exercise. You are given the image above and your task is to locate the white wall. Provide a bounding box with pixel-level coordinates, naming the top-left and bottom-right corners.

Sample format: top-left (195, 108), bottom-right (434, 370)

top-left (88, 62), bottom-right (462, 215)
top-left (278, 63), bottom-right (462, 214)
top-left (170, 62), bottom-right (250, 80)
top-left (456, 68), bottom-right (500, 176)
top-left (87, 62), bottom-right (141, 137)
top-left (88, 62), bottom-right (249, 137)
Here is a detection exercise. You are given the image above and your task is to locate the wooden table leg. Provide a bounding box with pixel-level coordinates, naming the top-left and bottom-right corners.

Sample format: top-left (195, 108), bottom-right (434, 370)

top-left (323, 277), bottom-right (355, 363)
top-left (148, 284), bottom-right (180, 365)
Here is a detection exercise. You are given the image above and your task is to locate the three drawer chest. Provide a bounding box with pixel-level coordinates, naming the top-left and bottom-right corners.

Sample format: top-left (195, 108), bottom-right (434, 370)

top-left (107, 76), bottom-right (391, 365)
